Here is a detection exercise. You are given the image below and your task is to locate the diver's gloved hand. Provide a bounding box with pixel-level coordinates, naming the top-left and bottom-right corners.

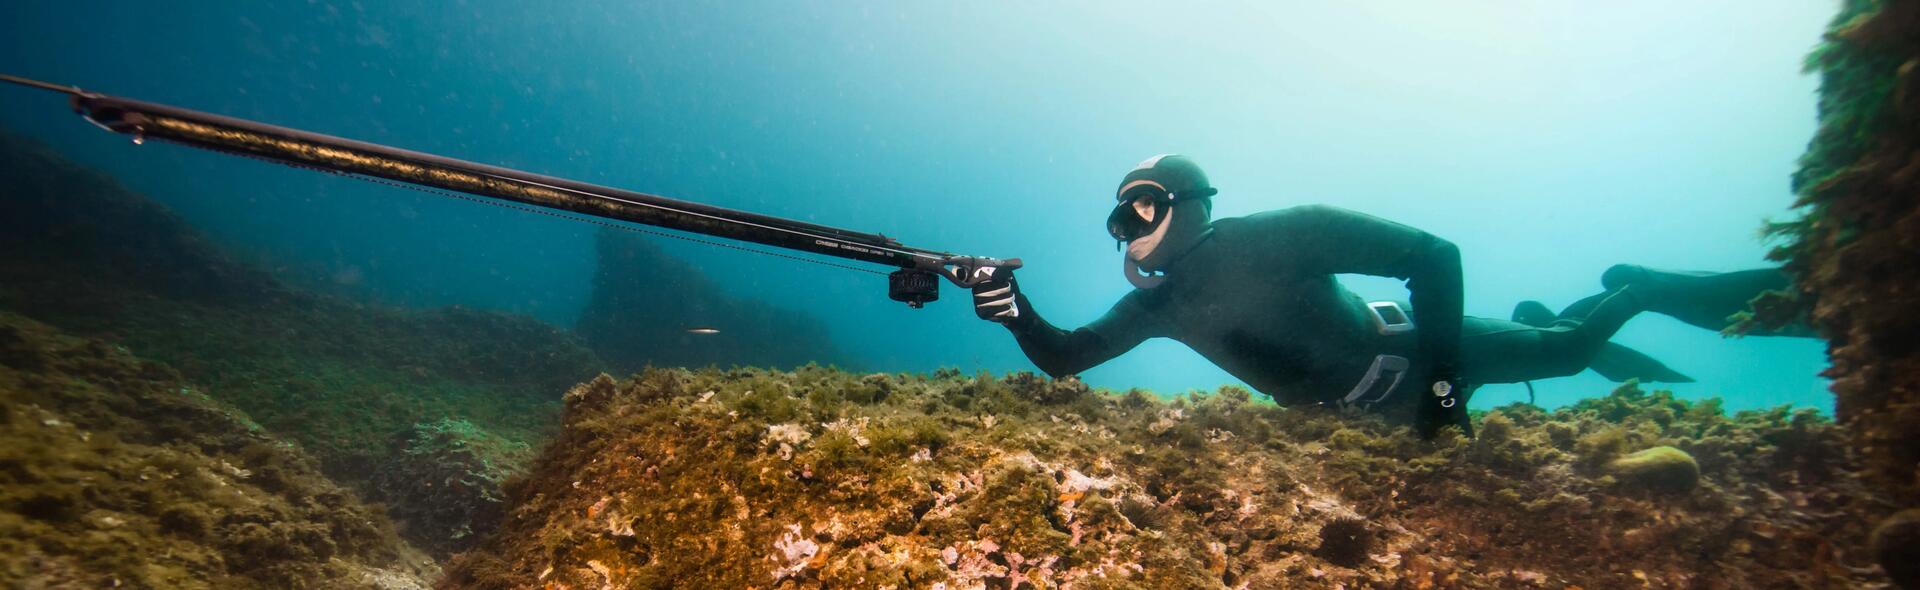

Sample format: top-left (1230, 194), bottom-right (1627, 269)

top-left (1416, 364), bottom-right (1472, 439)
top-left (971, 266), bottom-right (1030, 328)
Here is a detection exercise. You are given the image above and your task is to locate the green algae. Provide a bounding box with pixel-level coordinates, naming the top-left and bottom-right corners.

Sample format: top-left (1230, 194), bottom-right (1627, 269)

top-left (442, 368), bottom-right (1893, 589)
top-left (0, 131), bottom-right (605, 555)
top-left (27, 301), bottom-right (589, 475)
top-left (1754, 0), bottom-right (1920, 506)
top-left (1607, 446), bottom-right (1700, 494)
top-left (371, 419), bottom-right (535, 559)
top-left (0, 312), bottom-right (434, 588)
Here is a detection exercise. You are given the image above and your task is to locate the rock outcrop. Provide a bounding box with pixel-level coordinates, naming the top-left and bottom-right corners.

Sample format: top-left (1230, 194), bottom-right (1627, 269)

top-left (1760, 0), bottom-right (1920, 504)
top-left (0, 312), bottom-right (435, 588)
top-left (442, 370), bottom-right (1891, 588)
top-left (0, 129), bottom-right (600, 557)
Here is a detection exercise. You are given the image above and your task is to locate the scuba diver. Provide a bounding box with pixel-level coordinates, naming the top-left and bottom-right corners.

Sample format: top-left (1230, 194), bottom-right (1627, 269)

top-left (970, 154), bottom-right (1804, 438)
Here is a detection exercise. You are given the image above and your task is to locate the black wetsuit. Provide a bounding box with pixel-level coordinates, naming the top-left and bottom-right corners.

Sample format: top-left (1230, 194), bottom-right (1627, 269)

top-left (1594, 266), bottom-right (1813, 338)
top-left (1007, 205), bottom-right (1642, 408)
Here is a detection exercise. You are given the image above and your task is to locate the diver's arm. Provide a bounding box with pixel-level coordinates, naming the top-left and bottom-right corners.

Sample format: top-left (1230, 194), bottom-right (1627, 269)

top-left (1006, 304), bottom-right (1146, 378)
top-left (1007, 319), bottom-right (1114, 378)
top-left (985, 288), bottom-right (1155, 378)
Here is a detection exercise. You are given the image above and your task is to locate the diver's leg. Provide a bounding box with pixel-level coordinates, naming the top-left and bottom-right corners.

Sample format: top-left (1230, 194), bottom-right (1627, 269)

top-left (1457, 318), bottom-right (1578, 384)
top-left (1511, 298), bottom-right (1692, 382)
top-left (1552, 285), bottom-right (1646, 327)
top-left (1553, 286), bottom-right (1645, 344)
top-left (1599, 265), bottom-right (1812, 337)
top-left (1459, 287), bottom-right (1647, 384)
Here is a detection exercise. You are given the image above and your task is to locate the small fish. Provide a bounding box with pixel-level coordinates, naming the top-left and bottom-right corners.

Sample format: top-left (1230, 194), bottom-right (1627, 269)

top-left (686, 327), bottom-right (721, 335)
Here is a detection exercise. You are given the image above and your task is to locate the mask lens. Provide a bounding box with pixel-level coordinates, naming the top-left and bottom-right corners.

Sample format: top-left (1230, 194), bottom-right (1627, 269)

top-left (1106, 202), bottom-right (1143, 240)
top-left (1107, 185), bottom-right (1170, 241)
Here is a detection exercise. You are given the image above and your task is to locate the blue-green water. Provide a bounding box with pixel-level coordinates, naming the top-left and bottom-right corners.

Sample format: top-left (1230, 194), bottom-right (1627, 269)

top-left (0, 1), bottom-right (1835, 412)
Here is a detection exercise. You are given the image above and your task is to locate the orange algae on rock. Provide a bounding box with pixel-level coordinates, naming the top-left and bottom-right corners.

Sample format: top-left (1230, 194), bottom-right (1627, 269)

top-left (441, 370), bottom-right (1892, 589)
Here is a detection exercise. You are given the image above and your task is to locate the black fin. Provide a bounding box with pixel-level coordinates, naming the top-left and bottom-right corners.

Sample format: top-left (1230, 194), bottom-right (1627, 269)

top-left (1512, 300), bottom-right (1555, 326)
top-left (1589, 342), bottom-right (1694, 383)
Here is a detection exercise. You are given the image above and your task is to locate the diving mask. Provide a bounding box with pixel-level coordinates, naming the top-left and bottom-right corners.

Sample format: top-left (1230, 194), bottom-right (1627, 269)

top-left (1106, 184), bottom-right (1215, 243)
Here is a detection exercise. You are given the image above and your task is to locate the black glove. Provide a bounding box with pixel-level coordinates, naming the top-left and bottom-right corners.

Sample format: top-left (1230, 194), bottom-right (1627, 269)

top-left (971, 266), bottom-right (1029, 327)
top-left (1415, 364), bottom-right (1472, 439)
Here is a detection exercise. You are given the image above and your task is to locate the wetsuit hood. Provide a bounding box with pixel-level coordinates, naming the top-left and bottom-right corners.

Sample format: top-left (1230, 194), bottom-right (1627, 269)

top-left (1116, 154), bottom-right (1213, 202)
top-left (1115, 154), bottom-right (1216, 287)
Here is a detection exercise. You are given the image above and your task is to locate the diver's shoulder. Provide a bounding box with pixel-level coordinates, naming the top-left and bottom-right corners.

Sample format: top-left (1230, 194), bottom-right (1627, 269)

top-left (1215, 204), bottom-right (1350, 232)
top-left (1254, 203), bottom-right (1355, 219)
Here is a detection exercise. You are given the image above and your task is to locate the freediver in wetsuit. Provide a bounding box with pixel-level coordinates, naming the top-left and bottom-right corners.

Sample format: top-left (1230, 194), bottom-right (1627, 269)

top-left (969, 155), bottom-right (1800, 438)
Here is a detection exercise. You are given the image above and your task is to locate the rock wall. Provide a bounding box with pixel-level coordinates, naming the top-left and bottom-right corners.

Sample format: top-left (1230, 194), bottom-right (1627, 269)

top-left (1762, 0), bottom-right (1920, 503)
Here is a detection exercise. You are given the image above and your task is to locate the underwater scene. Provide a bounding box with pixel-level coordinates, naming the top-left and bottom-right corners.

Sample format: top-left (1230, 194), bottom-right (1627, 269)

top-left (1, 1), bottom-right (1917, 588)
